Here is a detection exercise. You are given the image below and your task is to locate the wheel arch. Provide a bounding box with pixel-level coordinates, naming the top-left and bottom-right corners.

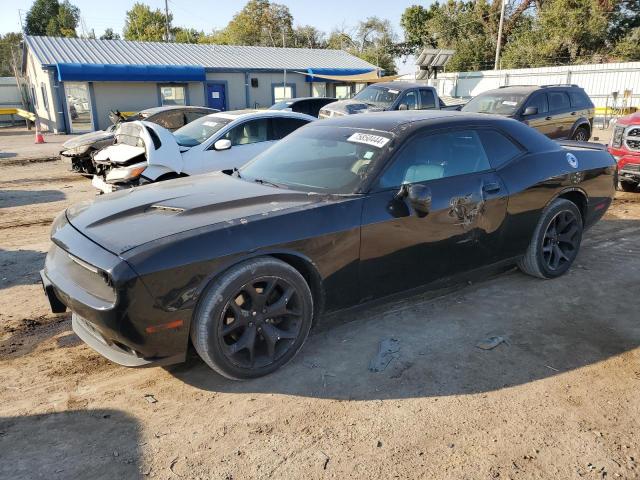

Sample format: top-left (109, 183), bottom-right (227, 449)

top-left (550, 187), bottom-right (588, 223)
top-left (192, 250), bottom-right (326, 329)
top-left (570, 118), bottom-right (591, 138)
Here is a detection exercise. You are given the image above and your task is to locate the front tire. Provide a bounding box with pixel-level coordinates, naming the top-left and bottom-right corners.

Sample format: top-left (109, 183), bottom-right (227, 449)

top-left (191, 257), bottom-right (313, 380)
top-left (518, 199), bottom-right (583, 279)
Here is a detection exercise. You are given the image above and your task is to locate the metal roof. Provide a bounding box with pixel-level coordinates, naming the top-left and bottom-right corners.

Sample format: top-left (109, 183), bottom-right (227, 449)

top-left (25, 36), bottom-right (377, 72)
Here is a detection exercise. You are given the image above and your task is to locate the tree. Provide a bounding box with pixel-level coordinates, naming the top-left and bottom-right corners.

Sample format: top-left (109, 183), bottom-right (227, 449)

top-left (612, 27), bottom-right (640, 60)
top-left (292, 26), bottom-right (326, 48)
top-left (213, 0), bottom-right (293, 46)
top-left (175, 28), bottom-right (204, 44)
top-left (100, 28), bottom-right (121, 40)
top-left (123, 2), bottom-right (172, 42)
top-left (0, 32), bottom-right (23, 77)
top-left (25, 0), bottom-right (80, 37)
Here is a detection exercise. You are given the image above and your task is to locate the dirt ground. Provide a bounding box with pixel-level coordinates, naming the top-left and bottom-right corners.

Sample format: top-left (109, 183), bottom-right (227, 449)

top-left (1, 145), bottom-right (639, 479)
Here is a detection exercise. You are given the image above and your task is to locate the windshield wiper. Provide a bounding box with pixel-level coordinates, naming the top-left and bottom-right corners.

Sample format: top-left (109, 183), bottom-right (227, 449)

top-left (253, 178), bottom-right (285, 189)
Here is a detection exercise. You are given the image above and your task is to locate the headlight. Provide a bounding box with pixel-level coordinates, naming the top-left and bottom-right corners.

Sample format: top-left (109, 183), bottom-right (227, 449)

top-left (105, 162), bottom-right (147, 183)
top-left (63, 144), bottom-right (91, 155)
top-left (50, 210), bottom-right (68, 237)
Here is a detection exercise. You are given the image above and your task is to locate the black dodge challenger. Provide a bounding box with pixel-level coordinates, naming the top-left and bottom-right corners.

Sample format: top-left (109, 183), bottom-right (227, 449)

top-left (41, 111), bottom-right (616, 379)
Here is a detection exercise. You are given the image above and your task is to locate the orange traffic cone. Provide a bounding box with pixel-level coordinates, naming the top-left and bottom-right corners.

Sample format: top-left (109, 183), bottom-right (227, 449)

top-left (34, 122), bottom-right (45, 144)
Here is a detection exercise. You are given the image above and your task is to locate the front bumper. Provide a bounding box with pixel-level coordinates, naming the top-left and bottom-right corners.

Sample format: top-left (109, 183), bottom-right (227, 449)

top-left (41, 218), bottom-right (188, 367)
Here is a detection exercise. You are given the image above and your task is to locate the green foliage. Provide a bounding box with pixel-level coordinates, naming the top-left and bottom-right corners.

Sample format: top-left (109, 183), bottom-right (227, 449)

top-left (100, 28), bottom-right (121, 40)
top-left (400, 0), bottom-right (640, 71)
top-left (25, 0), bottom-right (79, 37)
top-left (174, 28), bottom-right (203, 44)
top-left (0, 32), bottom-right (23, 77)
top-left (612, 27), bottom-right (640, 60)
top-left (214, 0), bottom-right (293, 46)
top-left (123, 2), bottom-right (172, 42)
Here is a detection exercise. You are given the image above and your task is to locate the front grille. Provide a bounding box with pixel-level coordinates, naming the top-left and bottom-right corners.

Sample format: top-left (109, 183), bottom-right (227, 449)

top-left (628, 127), bottom-right (640, 137)
top-left (628, 139), bottom-right (640, 150)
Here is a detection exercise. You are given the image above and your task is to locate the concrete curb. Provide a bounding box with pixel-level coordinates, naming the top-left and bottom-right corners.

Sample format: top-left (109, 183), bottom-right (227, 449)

top-left (1, 156), bottom-right (60, 167)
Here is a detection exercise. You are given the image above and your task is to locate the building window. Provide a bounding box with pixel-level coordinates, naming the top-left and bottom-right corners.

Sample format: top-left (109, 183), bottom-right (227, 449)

top-left (40, 82), bottom-right (49, 110)
top-left (160, 85), bottom-right (186, 106)
top-left (311, 82), bottom-right (326, 97)
top-left (335, 84), bottom-right (351, 99)
top-left (355, 83), bottom-right (367, 94)
top-left (273, 84), bottom-right (294, 103)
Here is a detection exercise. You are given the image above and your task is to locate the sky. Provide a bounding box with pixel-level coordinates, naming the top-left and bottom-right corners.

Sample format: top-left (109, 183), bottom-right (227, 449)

top-left (0, 0), bottom-right (426, 74)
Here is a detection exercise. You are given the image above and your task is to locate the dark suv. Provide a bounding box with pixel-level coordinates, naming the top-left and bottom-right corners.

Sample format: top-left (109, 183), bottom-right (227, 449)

top-left (462, 85), bottom-right (594, 140)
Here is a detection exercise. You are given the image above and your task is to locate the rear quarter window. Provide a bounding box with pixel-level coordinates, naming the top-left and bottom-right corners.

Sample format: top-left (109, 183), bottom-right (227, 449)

top-left (477, 129), bottom-right (523, 169)
top-left (569, 90), bottom-right (592, 109)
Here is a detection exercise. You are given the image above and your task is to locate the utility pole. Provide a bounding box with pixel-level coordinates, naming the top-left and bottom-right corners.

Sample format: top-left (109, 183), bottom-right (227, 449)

top-left (282, 24), bottom-right (287, 98)
top-left (494, 0), bottom-right (506, 70)
top-left (164, 0), bottom-right (170, 42)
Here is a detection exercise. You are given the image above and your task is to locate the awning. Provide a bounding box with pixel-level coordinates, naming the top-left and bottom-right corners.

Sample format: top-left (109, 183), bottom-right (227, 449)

top-left (56, 63), bottom-right (206, 82)
top-left (298, 68), bottom-right (400, 83)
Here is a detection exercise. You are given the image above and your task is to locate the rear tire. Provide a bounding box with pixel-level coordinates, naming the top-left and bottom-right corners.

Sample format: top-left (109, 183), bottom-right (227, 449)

top-left (620, 180), bottom-right (639, 192)
top-left (191, 257), bottom-right (313, 380)
top-left (518, 199), bottom-right (583, 279)
top-left (571, 126), bottom-right (590, 142)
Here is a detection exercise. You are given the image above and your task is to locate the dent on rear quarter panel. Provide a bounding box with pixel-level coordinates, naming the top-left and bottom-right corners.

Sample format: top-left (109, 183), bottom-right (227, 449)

top-left (123, 197), bottom-right (364, 330)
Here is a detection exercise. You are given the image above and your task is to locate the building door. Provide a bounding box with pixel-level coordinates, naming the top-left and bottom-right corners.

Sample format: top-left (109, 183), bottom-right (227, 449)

top-left (206, 83), bottom-right (226, 111)
top-left (64, 82), bottom-right (93, 133)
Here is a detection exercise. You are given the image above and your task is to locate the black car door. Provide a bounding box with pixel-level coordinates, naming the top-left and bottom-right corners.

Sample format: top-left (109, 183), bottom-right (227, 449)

top-left (359, 128), bottom-right (509, 301)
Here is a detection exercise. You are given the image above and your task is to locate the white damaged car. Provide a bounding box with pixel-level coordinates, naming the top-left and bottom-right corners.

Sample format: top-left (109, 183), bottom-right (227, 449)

top-left (92, 109), bottom-right (315, 194)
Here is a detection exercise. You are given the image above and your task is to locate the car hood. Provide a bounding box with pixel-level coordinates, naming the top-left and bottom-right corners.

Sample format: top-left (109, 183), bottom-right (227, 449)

top-left (65, 173), bottom-right (328, 254)
top-left (93, 121), bottom-right (185, 171)
top-left (322, 99), bottom-right (386, 115)
top-left (62, 130), bottom-right (114, 150)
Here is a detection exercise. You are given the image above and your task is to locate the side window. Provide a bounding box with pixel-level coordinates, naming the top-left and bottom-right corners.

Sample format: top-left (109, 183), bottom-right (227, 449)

top-left (379, 130), bottom-right (491, 188)
top-left (40, 82), bottom-right (49, 111)
top-left (419, 89), bottom-right (436, 109)
top-left (569, 90), bottom-right (591, 108)
top-left (271, 118), bottom-right (309, 140)
top-left (399, 90), bottom-right (419, 110)
top-left (292, 101), bottom-right (311, 116)
top-left (224, 119), bottom-right (269, 146)
top-left (548, 91), bottom-right (571, 111)
top-left (153, 110), bottom-right (186, 130)
top-left (477, 130), bottom-right (523, 169)
top-left (525, 93), bottom-right (548, 114)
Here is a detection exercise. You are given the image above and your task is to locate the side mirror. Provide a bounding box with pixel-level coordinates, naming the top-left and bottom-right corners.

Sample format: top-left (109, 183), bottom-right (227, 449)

top-left (214, 139), bottom-right (232, 151)
top-left (398, 103), bottom-right (408, 111)
top-left (523, 106), bottom-right (538, 116)
top-left (398, 183), bottom-right (432, 217)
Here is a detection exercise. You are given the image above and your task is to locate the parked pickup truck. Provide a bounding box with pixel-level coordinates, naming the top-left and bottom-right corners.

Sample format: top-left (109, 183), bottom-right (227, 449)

top-left (318, 82), bottom-right (463, 118)
top-left (609, 112), bottom-right (640, 192)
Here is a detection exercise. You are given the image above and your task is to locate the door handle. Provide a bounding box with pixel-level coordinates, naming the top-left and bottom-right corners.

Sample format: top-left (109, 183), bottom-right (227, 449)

top-left (482, 182), bottom-right (501, 194)
top-left (545, 116), bottom-right (552, 120)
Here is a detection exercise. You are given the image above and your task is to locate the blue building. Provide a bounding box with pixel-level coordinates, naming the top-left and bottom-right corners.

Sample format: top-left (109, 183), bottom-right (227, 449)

top-left (22, 35), bottom-right (379, 133)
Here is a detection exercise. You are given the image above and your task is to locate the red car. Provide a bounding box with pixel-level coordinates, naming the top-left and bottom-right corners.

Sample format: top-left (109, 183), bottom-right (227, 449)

top-left (610, 112), bottom-right (640, 192)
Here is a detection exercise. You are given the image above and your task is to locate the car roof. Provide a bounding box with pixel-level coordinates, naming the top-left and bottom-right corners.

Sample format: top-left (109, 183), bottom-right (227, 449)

top-left (480, 85), bottom-right (584, 95)
top-left (278, 97), bottom-right (336, 103)
top-left (139, 106), bottom-right (216, 115)
top-left (369, 81), bottom-right (432, 91)
top-left (309, 110), bottom-right (489, 132)
top-left (203, 109), bottom-right (316, 122)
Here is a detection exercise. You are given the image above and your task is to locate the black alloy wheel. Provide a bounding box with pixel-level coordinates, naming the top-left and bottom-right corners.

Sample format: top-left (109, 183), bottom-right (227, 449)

top-left (541, 210), bottom-right (580, 271)
top-left (218, 277), bottom-right (302, 369)
top-left (191, 257), bottom-right (313, 380)
top-left (518, 198), bottom-right (583, 279)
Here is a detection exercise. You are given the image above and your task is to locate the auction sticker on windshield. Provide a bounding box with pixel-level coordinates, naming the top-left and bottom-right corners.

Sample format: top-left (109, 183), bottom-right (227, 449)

top-left (347, 132), bottom-right (390, 148)
top-left (203, 121), bottom-right (219, 127)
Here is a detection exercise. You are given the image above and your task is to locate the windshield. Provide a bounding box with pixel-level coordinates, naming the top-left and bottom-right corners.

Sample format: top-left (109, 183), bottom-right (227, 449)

top-left (269, 101), bottom-right (293, 110)
top-left (462, 92), bottom-right (527, 115)
top-left (353, 85), bottom-right (400, 107)
top-left (239, 126), bottom-right (390, 194)
top-left (173, 115), bottom-right (232, 147)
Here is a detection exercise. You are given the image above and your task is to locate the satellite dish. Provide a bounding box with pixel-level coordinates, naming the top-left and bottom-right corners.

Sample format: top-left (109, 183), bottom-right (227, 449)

top-left (415, 48), bottom-right (455, 80)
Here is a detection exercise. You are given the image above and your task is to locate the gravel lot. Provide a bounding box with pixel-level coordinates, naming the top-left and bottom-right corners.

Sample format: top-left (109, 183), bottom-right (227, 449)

top-left (1, 140), bottom-right (639, 479)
